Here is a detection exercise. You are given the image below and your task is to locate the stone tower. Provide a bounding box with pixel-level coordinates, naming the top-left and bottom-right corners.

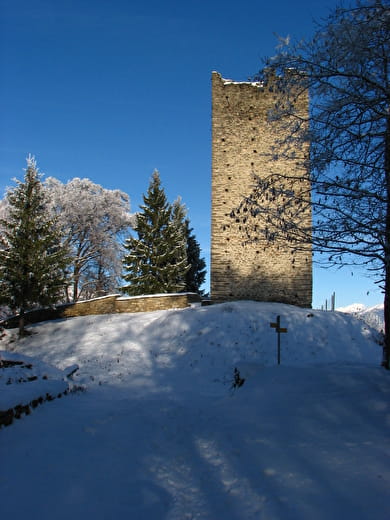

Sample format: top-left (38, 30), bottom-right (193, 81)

top-left (211, 71), bottom-right (312, 307)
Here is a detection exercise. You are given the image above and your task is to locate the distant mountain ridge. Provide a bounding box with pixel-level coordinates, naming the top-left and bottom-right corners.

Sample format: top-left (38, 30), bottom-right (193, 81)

top-left (337, 302), bottom-right (384, 332)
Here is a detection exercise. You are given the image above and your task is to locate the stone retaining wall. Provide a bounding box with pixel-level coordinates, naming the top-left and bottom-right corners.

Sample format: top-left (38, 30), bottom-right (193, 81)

top-left (1, 293), bottom-right (202, 329)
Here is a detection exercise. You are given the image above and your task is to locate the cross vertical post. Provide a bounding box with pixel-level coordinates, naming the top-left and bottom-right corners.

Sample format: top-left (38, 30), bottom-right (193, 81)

top-left (277, 316), bottom-right (281, 365)
top-left (270, 315), bottom-right (288, 365)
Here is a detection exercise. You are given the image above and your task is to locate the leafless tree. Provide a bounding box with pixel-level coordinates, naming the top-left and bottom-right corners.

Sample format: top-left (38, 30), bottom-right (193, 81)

top-left (234, 1), bottom-right (390, 367)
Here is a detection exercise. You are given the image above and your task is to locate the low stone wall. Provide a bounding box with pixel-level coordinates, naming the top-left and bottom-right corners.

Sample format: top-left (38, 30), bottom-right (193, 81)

top-left (1, 293), bottom-right (202, 329)
top-left (116, 293), bottom-right (201, 313)
top-left (61, 295), bottom-right (119, 318)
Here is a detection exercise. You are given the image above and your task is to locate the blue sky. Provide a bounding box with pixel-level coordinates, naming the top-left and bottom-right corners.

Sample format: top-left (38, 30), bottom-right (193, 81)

top-left (0, 0), bottom-right (383, 308)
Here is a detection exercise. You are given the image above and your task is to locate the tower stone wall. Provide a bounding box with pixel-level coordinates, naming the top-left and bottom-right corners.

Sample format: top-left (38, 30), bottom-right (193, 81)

top-left (211, 71), bottom-right (312, 307)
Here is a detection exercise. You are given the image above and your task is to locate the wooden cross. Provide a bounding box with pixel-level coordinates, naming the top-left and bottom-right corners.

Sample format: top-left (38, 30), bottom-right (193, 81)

top-left (270, 315), bottom-right (287, 365)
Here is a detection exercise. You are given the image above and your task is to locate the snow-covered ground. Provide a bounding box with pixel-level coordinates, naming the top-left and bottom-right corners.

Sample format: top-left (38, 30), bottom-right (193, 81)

top-left (1, 301), bottom-right (389, 520)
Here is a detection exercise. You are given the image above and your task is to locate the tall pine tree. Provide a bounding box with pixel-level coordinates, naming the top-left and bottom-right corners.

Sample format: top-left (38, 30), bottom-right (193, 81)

top-left (122, 170), bottom-right (189, 295)
top-left (170, 197), bottom-right (190, 290)
top-left (0, 157), bottom-right (69, 335)
top-left (185, 219), bottom-right (206, 294)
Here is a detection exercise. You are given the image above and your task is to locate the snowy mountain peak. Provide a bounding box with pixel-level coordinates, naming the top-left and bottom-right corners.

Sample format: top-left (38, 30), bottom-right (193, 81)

top-left (336, 302), bottom-right (367, 313)
top-left (337, 302), bottom-right (384, 332)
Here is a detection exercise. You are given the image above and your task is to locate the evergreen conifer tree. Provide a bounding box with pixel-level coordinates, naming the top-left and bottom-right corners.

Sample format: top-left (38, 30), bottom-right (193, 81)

top-left (122, 170), bottom-right (189, 295)
top-left (0, 157), bottom-right (69, 335)
top-left (170, 197), bottom-right (190, 290)
top-left (185, 219), bottom-right (206, 294)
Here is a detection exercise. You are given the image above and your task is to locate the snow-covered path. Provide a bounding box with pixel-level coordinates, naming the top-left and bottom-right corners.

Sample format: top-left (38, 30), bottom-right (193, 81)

top-left (1, 302), bottom-right (389, 519)
top-left (1, 366), bottom-right (389, 520)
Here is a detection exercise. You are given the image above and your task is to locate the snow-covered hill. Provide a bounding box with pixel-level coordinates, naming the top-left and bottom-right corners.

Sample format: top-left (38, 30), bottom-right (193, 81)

top-left (0, 301), bottom-right (389, 520)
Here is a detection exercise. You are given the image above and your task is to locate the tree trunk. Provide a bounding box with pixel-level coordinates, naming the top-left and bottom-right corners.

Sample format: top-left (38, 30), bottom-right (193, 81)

top-left (73, 265), bottom-right (80, 302)
top-left (18, 308), bottom-right (25, 338)
top-left (384, 285), bottom-right (390, 369)
top-left (383, 114), bottom-right (390, 369)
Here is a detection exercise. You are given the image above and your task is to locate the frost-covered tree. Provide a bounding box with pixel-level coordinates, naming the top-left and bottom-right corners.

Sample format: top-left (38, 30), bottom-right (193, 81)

top-left (234, 1), bottom-right (390, 366)
top-left (45, 177), bottom-right (133, 301)
top-left (0, 198), bottom-right (8, 222)
top-left (122, 170), bottom-right (189, 295)
top-left (185, 219), bottom-right (206, 294)
top-left (0, 157), bottom-right (69, 335)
